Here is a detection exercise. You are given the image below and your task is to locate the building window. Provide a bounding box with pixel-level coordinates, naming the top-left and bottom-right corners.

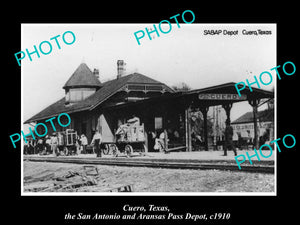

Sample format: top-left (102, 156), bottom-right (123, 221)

top-left (65, 91), bottom-right (70, 102)
top-left (68, 88), bottom-right (96, 102)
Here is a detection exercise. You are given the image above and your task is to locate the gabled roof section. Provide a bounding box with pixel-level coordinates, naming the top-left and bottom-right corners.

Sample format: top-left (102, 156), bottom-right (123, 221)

top-left (126, 72), bottom-right (162, 84)
top-left (232, 108), bottom-right (274, 124)
top-left (88, 73), bottom-right (174, 110)
top-left (63, 63), bottom-right (102, 89)
top-left (25, 72), bottom-right (173, 123)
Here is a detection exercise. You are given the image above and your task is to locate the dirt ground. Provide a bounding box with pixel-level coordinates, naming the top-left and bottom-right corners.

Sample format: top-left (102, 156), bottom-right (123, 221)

top-left (23, 161), bottom-right (274, 193)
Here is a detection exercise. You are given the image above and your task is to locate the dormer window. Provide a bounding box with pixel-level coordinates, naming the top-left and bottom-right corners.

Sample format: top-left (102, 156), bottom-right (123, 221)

top-left (65, 87), bottom-right (96, 103)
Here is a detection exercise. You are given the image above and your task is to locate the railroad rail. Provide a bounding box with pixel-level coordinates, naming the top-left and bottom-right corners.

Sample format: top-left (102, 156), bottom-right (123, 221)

top-left (24, 156), bottom-right (274, 174)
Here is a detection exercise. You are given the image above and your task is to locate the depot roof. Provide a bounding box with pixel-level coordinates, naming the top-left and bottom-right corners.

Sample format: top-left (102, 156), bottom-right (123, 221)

top-left (25, 72), bottom-right (173, 123)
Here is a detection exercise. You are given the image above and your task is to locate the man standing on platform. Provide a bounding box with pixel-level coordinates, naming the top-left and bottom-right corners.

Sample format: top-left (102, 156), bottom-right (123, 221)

top-left (224, 119), bottom-right (237, 156)
top-left (91, 130), bottom-right (102, 157)
top-left (80, 134), bottom-right (88, 154)
top-left (51, 133), bottom-right (59, 156)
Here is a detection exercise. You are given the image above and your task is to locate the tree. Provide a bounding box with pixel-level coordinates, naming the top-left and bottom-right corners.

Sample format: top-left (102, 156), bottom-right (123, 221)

top-left (171, 82), bottom-right (191, 92)
top-left (190, 111), bottom-right (213, 139)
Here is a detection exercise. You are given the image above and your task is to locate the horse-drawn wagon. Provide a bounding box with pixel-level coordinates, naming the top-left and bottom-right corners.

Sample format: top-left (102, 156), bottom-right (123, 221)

top-left (101, 123), bottom-right (147, 157)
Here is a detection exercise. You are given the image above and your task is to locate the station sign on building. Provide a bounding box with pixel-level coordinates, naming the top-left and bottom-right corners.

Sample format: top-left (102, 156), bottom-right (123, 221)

top-left (198, 93), bottom-right (247, 100)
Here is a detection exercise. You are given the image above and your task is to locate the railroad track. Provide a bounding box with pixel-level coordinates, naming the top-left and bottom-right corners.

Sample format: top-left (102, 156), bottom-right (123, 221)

top-left (24, 156), bottom-right (274, 174)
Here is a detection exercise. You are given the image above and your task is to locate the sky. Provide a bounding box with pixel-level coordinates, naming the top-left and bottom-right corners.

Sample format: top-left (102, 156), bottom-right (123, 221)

top-left (22, 23), bottom-right (276, 125)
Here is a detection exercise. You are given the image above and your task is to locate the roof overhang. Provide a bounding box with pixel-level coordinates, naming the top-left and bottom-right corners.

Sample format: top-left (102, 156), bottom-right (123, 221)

top-left (101, 82), bottom-right (274, 110)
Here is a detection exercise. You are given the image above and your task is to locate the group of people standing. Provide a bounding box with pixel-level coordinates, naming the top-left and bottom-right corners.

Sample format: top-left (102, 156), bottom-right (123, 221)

top-left (23, 130), bottom-right (103, 157)
top-left (23, 133), bottom-right (61, 155)
top-left (75, 130), bottom-right (103, 157)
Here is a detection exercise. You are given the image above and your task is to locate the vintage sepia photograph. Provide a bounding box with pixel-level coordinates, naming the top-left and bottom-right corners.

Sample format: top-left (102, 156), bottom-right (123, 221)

top-left (21, 23), bottom-right (276, 195)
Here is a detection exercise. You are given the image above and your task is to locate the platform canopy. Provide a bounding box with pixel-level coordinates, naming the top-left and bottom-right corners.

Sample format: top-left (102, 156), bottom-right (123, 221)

top-left (180, 82), bottom-right (273, 108)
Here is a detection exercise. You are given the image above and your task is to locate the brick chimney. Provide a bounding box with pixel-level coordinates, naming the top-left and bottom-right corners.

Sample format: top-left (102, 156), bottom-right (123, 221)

top-left (93, 68), bottom-right (100, 80)
top-left (117, 60), bottom-right (125, 79)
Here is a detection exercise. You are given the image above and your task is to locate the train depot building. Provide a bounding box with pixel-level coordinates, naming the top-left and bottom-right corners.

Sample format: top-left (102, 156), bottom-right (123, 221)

top-left (231, 104), bottom-right (274, 149)
top-left (24, 61), bottom-right (274, 154)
